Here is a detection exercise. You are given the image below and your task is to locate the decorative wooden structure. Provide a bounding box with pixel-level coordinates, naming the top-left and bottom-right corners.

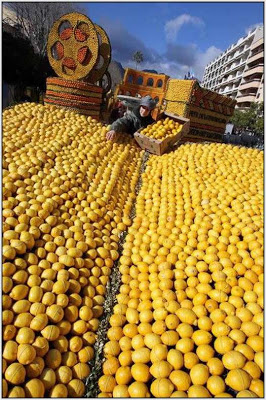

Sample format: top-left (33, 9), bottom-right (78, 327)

top-left (114, 68), bottom-right (170, 119)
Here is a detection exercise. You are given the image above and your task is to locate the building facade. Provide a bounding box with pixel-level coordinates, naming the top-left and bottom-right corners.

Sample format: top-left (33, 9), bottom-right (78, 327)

top-left (202, 26), bottom-right (263, 110)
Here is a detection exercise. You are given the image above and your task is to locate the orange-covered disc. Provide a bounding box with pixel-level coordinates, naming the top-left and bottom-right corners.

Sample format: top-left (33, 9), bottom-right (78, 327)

top-left (47, 12), bottom-right (99, 80)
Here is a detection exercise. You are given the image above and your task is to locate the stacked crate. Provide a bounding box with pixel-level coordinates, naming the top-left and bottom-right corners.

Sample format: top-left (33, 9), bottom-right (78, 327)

top-left (44, 77), bottom-right (103, 119)
top-left (163, 80), bottom-right (236, 143)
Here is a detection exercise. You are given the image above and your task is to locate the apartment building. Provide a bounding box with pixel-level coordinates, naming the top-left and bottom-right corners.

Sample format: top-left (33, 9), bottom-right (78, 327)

top-left (202, 26), bottom-right (263, 110)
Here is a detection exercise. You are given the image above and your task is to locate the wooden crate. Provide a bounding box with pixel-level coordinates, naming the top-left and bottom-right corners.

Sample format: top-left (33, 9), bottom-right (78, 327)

top-left (163, 79), bottom-right (237, 143)
top-left (134, 112), bottom-right (190, 155)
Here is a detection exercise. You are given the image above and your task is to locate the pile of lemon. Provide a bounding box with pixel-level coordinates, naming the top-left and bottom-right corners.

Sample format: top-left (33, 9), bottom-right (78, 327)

top-left (2, 102), bottom-right (264, 398)
top-left (2, 103), bottom-right (143, 398)
top-left (140, 117), bottom-right (183, 140)
top-left (98, 143), bottom-right (263, 398)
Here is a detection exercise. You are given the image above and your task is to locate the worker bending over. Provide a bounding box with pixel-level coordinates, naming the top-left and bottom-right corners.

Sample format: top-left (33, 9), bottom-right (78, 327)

top-left (106, 95), bottom-right (156, 141)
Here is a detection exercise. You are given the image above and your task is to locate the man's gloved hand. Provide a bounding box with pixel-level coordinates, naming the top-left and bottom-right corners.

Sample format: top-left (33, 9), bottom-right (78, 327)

top-left (106, 130), bottom-right (117, 141)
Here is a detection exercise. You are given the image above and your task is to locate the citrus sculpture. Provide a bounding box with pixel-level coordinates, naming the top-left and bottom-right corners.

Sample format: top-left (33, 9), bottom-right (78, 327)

top-left (45, 12), bottom-right (112, 118)
top-left (87, 24), bottom-right (111, 84)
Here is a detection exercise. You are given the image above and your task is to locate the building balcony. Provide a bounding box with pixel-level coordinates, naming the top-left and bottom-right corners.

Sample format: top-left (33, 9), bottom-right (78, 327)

top-left (220, 89), bottom-right (234, 95)
top-left (236, 105), bottom-right (250, 110)
top-left (222, 60), bottom-right (246, 76)
top-left (236, 94), bottom-right (256, 103)
top-left (222, 46), bottom-right (250, 67)
top-left (231, 62), bottom-right (247, 73)
top-left (251, 37), bottom-right (263, 51)
top-left (250, 47), bottom-right (264, 58)
top-left (220, 74), bottom-right (242, 86)
top-left (243, 65), bottom-right (263, 77)
top-left (231, 47), bottom-right (250, 62)
top-left (224, 87), bottom-right (239, 95)
top-left (247, 51), bottom-right (264, 65)
top-left (239, 80), bottom-right (261, 90)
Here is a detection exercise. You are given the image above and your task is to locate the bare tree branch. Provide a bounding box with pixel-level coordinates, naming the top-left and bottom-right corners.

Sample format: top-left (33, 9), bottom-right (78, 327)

top-left (5, 2), bottom-right (86, 57)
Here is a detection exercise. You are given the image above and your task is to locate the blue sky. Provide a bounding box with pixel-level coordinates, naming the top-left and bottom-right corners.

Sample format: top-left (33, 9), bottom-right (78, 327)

top-left (80, 2), bottom-right (263, 79)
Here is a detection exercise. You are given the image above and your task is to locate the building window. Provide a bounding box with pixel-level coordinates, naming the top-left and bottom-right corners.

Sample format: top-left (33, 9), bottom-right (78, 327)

top-left (157, 79), bottom-right (163, 88)
top-left (128, 75), bottom-right (134, 84)
top-left (137, 76), bottom-right (143, 85)
top-left (147, 78), bottom-right (154, 87)
top-left (154, 96), bottom-right (159, 103)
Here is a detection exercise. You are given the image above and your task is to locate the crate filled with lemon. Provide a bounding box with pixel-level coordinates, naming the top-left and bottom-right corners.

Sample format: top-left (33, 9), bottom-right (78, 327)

top-left (134, 112), bottom-right (190, 155)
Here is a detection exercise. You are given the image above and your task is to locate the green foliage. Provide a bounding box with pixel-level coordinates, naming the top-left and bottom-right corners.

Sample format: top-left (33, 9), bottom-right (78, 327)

top-left (255, 116), bottom-right (264, 136)
top-left (231, 102), bottom-right (264, 137)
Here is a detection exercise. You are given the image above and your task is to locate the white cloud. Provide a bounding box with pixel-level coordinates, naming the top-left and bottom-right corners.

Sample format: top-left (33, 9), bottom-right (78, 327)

top-left (125, 58), bottom-right (185, 79)
top-left (130, 60), bottom-right (185, 79)
top-left (163, 44), bottom-right (222, 80)
top-left (120, 44), bottom-right (222, 81)
top-left (193, 45), bottom-right (222, 79)
top-left (99, 17), bottom-right (221, 81)
top-left (165, 14), bottom-right (205, 42)
top-left (245, 22), bottom-right (263, 34)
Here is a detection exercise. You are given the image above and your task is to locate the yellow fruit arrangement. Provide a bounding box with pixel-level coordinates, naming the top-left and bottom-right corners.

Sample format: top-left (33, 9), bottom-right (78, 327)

top-left (2, 102), bottom-right (264, 398)
top-left (98, 142), bottom-right (263, 398)
top-left (140, 117), bottom-right (183, 140)
top-left (2, 102), bottom-right (143, 397)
